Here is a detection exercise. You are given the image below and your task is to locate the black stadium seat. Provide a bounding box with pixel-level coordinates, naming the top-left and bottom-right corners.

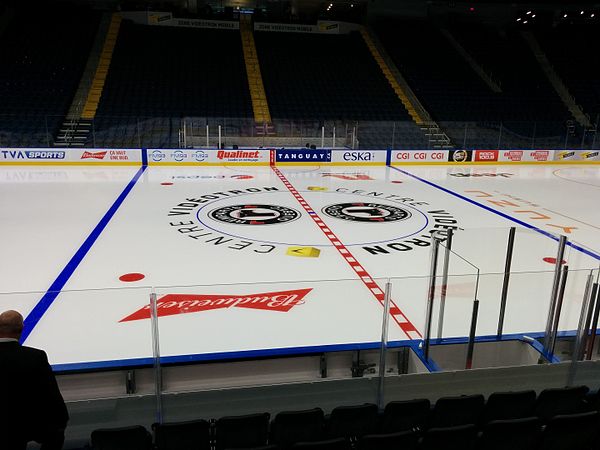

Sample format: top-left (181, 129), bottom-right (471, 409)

top-left (421, 424), bottom-right (478, 450)
top-left (477, 417), bottom-right (541, 450)
top-left (538, 411), bottom-right (600, 450)
top-left (270, 408), bottom-right (325, 449)
top-left (484, 390), bottom-right (537, 422)
top-left (292, 438), bottom-right (351, 450)
top-left (215, 412), bottom-right (270, 450)
top-left (535, 386), bottom-right (590, 422)
top-left (380, 399), bottom-right (431, 433)
top-left (359, 430), bottom-right (419, 450)
top-left (326, 404), bottom-right (379, 441)
top-left (91, 425), bottom-right (152, 450)
top-left (152, 419), bottom-right (211, 450)
top-left (430, 394), bottom-right (485, 428)
top-left (0, 4), bottom-right (100, 147)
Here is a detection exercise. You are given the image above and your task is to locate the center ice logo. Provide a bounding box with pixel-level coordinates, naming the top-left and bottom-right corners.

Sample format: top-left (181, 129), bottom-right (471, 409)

top-left (165, 186), bottom-right (460, 256)
top-left (322, 203), bottom-right (411, 223)
top-left (120, 288), bottom-right (312, 322)
top-left (209, 204), bottom-right (301, 225)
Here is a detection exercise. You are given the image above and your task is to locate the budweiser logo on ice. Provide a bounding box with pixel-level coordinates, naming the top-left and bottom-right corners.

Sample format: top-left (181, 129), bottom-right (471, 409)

top-left (120, 288), bottom-right (312, 322)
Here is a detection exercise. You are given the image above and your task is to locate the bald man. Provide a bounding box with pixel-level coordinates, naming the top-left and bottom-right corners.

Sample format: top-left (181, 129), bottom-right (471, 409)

top-left (0, 310), bottom-right (69, 450)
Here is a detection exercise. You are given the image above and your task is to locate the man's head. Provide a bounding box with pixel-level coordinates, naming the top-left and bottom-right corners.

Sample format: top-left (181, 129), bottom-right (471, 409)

top-left (0, 310), bottom-right (24, 340)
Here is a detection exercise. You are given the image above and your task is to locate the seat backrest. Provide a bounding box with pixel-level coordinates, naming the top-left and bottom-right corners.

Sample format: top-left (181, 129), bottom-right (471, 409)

top-left (292, 438), bottom-right (351, 450)
top-left (539, 411), bottom-right (600, 450)
top-left (152, 419), bottom-right (211, 450)
top-left (215, 412), bottom-right (270, 450)
top-left (430, 395), bottom-right (485, 428)
top-left (421, 424), bottom-right (477, 450)
top-left (327, 403), bottom-right (379, 439)
top-left (91, 425), bottom-right (152, 450)
top-left (484, 390), bottom-right (536, 422)
top-left (478, 417), bottom-right (541, 450)
top-left (271, 408), bottom-right (325, 449)
top-left (360, 430), bottom-right (419, 450)
top-left (381, 399), bottom-right (431, 432)
top-left (535, 385), bottom-right (590, 421)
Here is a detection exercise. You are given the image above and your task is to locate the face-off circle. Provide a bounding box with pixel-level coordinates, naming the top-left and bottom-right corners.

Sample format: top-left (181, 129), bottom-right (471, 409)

top-left (322, 203), bottom-right (412, 223)
top-left (209, 204), bottom-right (301, 225)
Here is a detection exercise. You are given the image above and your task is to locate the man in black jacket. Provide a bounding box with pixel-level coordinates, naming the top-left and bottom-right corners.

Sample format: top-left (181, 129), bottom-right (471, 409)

top-left (0, 310), bottom-right (69, 450)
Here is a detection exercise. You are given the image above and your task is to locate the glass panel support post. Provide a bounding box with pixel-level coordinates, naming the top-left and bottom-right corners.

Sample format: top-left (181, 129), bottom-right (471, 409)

top-left (150, 290), bottom-right (163, 424)
top-left (586, 282), bottom-right (600, 359)
top-left (550, 265), bottom-right (569, 355)
top-left (437, 229), bottom-right (453, 339)
top-left (542, 235), bottom-right (567, 355)
top-left (424, 232), bottom-right (441, 360)
top-left (567, 273), bottom-right (595, 385)
top-left (497, 227), bottom-right (516, 338)
top-left (465, 298), bottom-right (480, 370)
top-left (377, 281), bottom-right (392, 409)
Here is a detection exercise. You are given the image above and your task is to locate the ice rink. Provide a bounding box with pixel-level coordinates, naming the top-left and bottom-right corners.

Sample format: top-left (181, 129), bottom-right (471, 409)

top-left (1, 163), bottom-right (599, 370)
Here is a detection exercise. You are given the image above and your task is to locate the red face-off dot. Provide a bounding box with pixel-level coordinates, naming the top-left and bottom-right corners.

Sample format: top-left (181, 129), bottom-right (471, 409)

top-left (391, 181), bottom-right (403, 184)
top-left (543, 257), bottom-right (567, 265)
top-left (119, 273), bottom-right (146, 282)
top-left (161, 182), bottom-right (174, 186)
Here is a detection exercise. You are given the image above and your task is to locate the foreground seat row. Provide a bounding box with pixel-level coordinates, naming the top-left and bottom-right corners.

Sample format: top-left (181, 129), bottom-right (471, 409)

top-left (89, 385), bottom-right (600, 450)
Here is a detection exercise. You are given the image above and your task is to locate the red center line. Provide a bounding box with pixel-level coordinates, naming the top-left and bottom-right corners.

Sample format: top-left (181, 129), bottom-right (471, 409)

top-left (271, 166), bottom-right (422, 340)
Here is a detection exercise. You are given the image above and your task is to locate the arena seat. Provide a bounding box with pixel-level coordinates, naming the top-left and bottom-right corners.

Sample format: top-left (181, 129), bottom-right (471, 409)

top-left (215, 412), bottom-right (271, 450)
top-left (535, 26), bottom-right (600, 122)
top-left (429, 394), bottom-right (485, 428)
top-left (420, 424), bottom-right (478, 450)
top-left (270, 408), bottom-right (325, 450)
top-left (91, 21), bottom-right (253, 147)
top-left (90, 425), bottom-right (152, 450)
top-left (380, 399), bottom-right (431, 433)
top-left (152, 419), bottom-right (211, 450)
top-left (0, 5), bottom-right (100, 147)
top-left (483, 390), bottom-right (537, 422)
top-left (477, 417), bottom-right (541, 450)
top-left (374, 19), bottom-right (576, 148)
top-left (325, 403), bottom-right (379, 441)
top-left (359, 430), bottom-right (419, 450)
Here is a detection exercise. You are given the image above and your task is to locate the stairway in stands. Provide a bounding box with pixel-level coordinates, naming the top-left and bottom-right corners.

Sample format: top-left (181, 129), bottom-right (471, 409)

top-left (521, 31), bottom-right (592, 130)
top-left (240, 15), bottom-right (275, 137)
top-left (54, 13), bottom-right (121, 147)
top-left (360, 27), bottom-right (453, 149)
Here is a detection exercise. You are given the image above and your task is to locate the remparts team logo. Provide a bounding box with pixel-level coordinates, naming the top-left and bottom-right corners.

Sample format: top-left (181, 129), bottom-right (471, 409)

top-left (323, 203), bottom-right (411, 223)
top-left (120, 288), bottom-right (312, 322)
top-left (209, 204), bottom-right (301, 225)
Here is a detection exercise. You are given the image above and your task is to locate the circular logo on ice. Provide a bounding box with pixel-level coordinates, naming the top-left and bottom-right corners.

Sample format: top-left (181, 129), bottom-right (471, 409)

top-left (209, 204), bottom-right (301, 225)
top-left (322, 203), bottom-right (411, 223)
